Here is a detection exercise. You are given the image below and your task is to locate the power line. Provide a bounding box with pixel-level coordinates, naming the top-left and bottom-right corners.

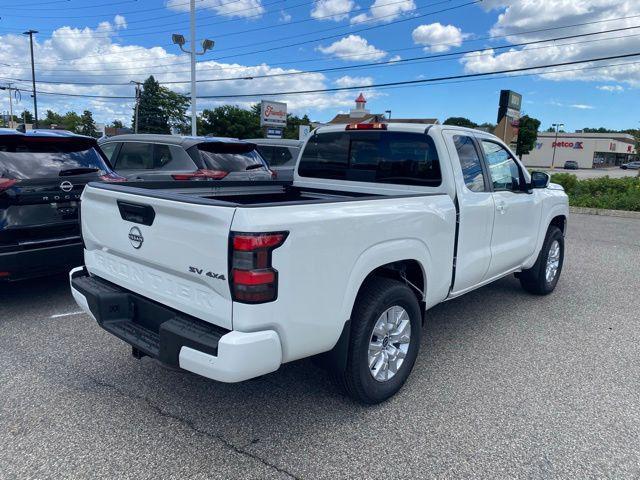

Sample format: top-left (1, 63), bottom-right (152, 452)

top-left (3, 26), bottom-right (639, 86)
top-left (16, 52), bottom-right (640, 100)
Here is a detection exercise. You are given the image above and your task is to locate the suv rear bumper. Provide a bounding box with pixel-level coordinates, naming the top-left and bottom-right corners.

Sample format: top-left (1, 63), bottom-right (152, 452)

top-left (0, 242), bottom-right (83, 280)
top-left (69, 266), bottom-right (282, 383)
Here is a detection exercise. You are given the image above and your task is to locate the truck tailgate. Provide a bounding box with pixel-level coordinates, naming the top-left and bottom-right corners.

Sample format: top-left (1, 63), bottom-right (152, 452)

top-left (80, 184), bottom-right (235, 330)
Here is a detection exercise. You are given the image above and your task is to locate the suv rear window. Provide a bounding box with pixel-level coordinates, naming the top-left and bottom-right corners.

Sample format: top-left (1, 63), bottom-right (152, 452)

top-left (194, 143), bottom-right (267, 172)
top-left (0, 137), bottom-right (108, 179)
top-left (298, 131), bottom-right (441, 186)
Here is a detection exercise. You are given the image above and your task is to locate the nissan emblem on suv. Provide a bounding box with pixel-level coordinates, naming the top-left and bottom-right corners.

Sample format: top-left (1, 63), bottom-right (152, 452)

top-left (128, 227), bottom-right (144, 249)
top-left (60, 181), bottom-right (73, 192)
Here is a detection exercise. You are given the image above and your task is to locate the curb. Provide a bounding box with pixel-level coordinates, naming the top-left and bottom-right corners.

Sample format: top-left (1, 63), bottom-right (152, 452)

top-left (570, 206), bottom-right (640, 219)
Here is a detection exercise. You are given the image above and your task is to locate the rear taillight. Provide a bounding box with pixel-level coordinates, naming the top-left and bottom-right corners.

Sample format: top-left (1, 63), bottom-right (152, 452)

top-left (345, 123), bottom-right (387, 130)
top-left (172, 169), bottom-right (228, 181)
top-left (99, 172), bottom-right (127, 182)
top-left (230, 231), bottom-right (288, 304)
top-left (0, 178), bottom-right (18, 192)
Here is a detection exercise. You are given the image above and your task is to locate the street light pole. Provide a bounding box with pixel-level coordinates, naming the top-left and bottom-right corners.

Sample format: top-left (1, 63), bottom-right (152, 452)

top-left (190, 0), bottom-right (197, 137)
top-left (172, 3), bottom-right (214, 137)
top-left (130, 81), bottom-right (142, 133)
top-left (550, 122), bottom-right (564, 170)
top-left (23, 30), bottom-right (39, 129)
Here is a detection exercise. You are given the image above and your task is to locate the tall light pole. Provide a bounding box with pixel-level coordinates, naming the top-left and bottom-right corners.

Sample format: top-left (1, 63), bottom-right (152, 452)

top-left (23, 30), bottom-right (39, 129)
top-left (172, 0), bottom-right (214, 136)
top-left (550, 122), bottom-right (564, 170)
top-left (130, 80), bottom-right (142, 133)
top-left (0, 83), bottom-right (18, 129)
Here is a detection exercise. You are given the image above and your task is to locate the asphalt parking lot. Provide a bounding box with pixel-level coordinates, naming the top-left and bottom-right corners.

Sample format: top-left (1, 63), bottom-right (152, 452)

top-left (1, 213), bottom-right (639, 479)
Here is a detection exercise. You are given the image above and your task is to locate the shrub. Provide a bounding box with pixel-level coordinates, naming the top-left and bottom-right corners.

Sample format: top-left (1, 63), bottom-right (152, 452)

top-left (549, 173), bottom-right (640, 211)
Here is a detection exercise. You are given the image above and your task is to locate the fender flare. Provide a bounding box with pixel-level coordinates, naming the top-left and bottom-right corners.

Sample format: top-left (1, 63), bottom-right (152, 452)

top-left (525, 204), bottom-right (569, 269)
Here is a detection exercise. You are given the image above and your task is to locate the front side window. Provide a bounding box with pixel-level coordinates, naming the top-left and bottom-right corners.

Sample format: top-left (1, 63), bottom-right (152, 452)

top-left (299, 131), bottom-right (441, 186)
top-left (481, 140), bottom-right (521, 191)
top-left (453, 135), bottom-right (485, 192)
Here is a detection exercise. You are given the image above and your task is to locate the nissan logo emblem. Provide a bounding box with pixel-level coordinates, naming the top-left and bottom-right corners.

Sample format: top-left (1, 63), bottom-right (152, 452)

top-left (128, 226), bottom-right (144, 249)
top-left (60, 181), bottom-right (73, 192)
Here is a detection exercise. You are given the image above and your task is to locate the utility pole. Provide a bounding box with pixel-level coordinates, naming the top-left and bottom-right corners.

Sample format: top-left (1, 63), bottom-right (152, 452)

top-left (23, 30), bottom-right (39, 129)
top-left (172, 1), bottom-right (214, 136)
top-left (130, 81), bottom-right (142, 133)
top-left (550, 122), bottom-right (564, 170)
top-left (0, 83), bottom-right (17, 128)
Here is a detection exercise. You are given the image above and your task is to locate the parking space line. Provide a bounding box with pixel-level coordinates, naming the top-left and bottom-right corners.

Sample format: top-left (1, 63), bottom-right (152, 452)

top-left (50, 311), bottom-right (84, 319)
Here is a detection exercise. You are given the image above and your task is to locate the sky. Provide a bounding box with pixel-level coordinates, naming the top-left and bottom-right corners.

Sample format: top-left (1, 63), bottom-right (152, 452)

top-left (0, 0), bottom-right (638, 131)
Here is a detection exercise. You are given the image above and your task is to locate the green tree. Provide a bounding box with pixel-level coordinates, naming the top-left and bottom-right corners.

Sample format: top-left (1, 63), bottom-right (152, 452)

top-left (62, 111), bottom-right (82, 132)
top-left (199, 105), bottom-right (262, 138)
top-left (109, 119), bottom-right (124, 129)
top-left (21, 110), bottom-right (34, 124)
top-left (79, 110), bottom-right (98, 137)
top-left (134, 75), bottom-right (189, 134)
top-left (283, 113), bottom-right (312, 140)
top-left (41, 110), bottom-right (64, 129)
top-left (516, 115), bottom-right (541, 157)
top-left (443, 117), bottom-right (477, 128)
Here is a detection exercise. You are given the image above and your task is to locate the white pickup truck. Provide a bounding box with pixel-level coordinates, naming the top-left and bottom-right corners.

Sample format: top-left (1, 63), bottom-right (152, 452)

top-left (70, 124), bottom-right (568, 404)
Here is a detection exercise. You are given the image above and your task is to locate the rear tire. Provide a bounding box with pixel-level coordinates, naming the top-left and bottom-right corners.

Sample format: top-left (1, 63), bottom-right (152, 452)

top-left (519, 226), bottom-right (564, 295)
top-left (334, 277), bottom-right (422, 404)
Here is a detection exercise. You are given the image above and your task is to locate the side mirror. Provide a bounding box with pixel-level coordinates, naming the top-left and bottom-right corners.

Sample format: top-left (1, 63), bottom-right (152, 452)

top-left (531, 171), bottom-right (550, 189)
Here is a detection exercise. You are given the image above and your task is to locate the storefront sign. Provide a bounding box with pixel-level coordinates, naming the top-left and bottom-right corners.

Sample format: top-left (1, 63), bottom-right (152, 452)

top-left (551, 141), bottom-right (584, 149)
top-left (260, 101), bottom-right (287, 127)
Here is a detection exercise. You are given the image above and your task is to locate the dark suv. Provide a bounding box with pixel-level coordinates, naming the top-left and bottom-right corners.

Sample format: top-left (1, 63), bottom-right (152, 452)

top-left (0, 129), bottom-right (122, 280)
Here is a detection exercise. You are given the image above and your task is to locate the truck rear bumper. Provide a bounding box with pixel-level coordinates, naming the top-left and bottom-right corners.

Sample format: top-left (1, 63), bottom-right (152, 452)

top-left (69, 266), bottom-right (282, 383)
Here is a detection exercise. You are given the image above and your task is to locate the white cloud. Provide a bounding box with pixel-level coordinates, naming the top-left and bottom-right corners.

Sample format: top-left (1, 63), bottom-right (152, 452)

top-left (114, 15), bottom-right (127, 29)
top-left (0, 21), bottom-right (380, 124)
top-left (460, 0), bottom-right (640, 87)
top-left (412, 23), bottom-right (465, 52)
top-left (597, 85), bottom-right (624, 92)
top-left (166, 0), bottom-right (264, 18)
top-left (351, 0), bottom-right (415, 25)
top-left (279, 10), bottom-right (292, 22)
top-left (389, 55), bottom-right (402, 62)
top-left (317, 35), bottom-right (386, 61)
top-left (334, 75), bottom-right (375, 87)
top-left (311, 0), bottom-right (355, 21)
top-left (570, 104), bottom-right (595, 110)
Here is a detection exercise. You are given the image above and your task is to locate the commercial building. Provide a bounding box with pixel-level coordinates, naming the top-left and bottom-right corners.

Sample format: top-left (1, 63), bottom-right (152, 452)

top-left (327, 93), bottom-right (439, 126)
top-left (521, 132), bottom-right (637, 169)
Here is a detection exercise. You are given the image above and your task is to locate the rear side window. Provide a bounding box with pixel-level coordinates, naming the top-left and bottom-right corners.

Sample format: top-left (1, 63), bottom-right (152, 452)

top-left (0, 138), bottom-right (108, 179)
top-left (195, 143), bottom-right (267, 172)
top-left (298, 131), bottom-right (441, 186)
top-left (153, 144), bottom-right (195, 171)
top-left (116, 142), bottom-right (153, 170)
top-left (453, 135), bottom-right (486, 192)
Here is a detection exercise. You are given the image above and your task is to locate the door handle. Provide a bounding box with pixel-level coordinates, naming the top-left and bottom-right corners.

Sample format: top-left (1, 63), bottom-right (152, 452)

top-left (496, 201), bottom-right (507, 214)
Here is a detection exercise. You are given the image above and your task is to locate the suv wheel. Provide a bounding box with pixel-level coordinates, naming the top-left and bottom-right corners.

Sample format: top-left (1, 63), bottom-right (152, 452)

top-left (335, 277), bottom-right (422, 404)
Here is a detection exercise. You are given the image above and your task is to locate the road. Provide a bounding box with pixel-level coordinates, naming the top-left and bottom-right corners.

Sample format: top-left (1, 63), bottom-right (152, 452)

top-left (1, 213), bottom-right (639, 479)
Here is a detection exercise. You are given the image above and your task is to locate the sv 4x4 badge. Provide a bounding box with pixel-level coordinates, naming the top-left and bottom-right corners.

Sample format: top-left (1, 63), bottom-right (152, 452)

top-left (189, 266), bottom-right (226, 281)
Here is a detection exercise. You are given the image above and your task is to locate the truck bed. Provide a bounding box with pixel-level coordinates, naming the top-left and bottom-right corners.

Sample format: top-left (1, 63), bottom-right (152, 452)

top-left (87, 180), bottom-right (438, 208)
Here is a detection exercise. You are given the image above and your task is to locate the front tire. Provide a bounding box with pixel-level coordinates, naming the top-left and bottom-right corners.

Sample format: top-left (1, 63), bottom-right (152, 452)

top-left (335, 277), bottom-right (422, 404)
top-left (519, 226), bottom-right (564, 295)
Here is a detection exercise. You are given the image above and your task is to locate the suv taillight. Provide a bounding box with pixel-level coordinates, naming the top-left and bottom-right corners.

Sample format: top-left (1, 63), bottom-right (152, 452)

top-left (230, 231), bottom-right (288, 304)
top-left (99, 172), bottom-right (127, 182)
top-left (0, 178), bottom-right (18, 192)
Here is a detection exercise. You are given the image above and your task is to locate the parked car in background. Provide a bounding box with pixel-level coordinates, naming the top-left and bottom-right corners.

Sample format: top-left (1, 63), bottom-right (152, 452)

top-left (620, 161), bottom-right (640, 170)
top-left (98, 134), bottom-right (273, 181)
top-left (563, 160), bottom-right (579, 170)
top-left (0, 129), bottom-right (123, 281)
top-left (245, 138), bottom-right (302, 181)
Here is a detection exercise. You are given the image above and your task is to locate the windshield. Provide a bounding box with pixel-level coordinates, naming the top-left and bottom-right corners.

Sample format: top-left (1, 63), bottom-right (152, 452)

top-left (195, 143), bottom-right (267, 172)
top-left (0, 139), bottom-right (108, 179)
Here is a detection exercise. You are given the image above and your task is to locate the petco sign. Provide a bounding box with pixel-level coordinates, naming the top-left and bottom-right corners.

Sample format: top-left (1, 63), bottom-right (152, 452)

top-left (552, 141), bottom-right (584, 149)
top-left (260, 101), bottom-right (287, 127)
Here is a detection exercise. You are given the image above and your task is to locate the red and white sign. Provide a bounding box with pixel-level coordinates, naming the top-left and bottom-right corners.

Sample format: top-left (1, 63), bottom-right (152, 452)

top-left (260, 101), bottom-right (287, 127)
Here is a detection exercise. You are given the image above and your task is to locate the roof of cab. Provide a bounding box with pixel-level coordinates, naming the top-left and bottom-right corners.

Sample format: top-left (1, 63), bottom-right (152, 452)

top-left (98, 133), bottom-right (253, 149)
